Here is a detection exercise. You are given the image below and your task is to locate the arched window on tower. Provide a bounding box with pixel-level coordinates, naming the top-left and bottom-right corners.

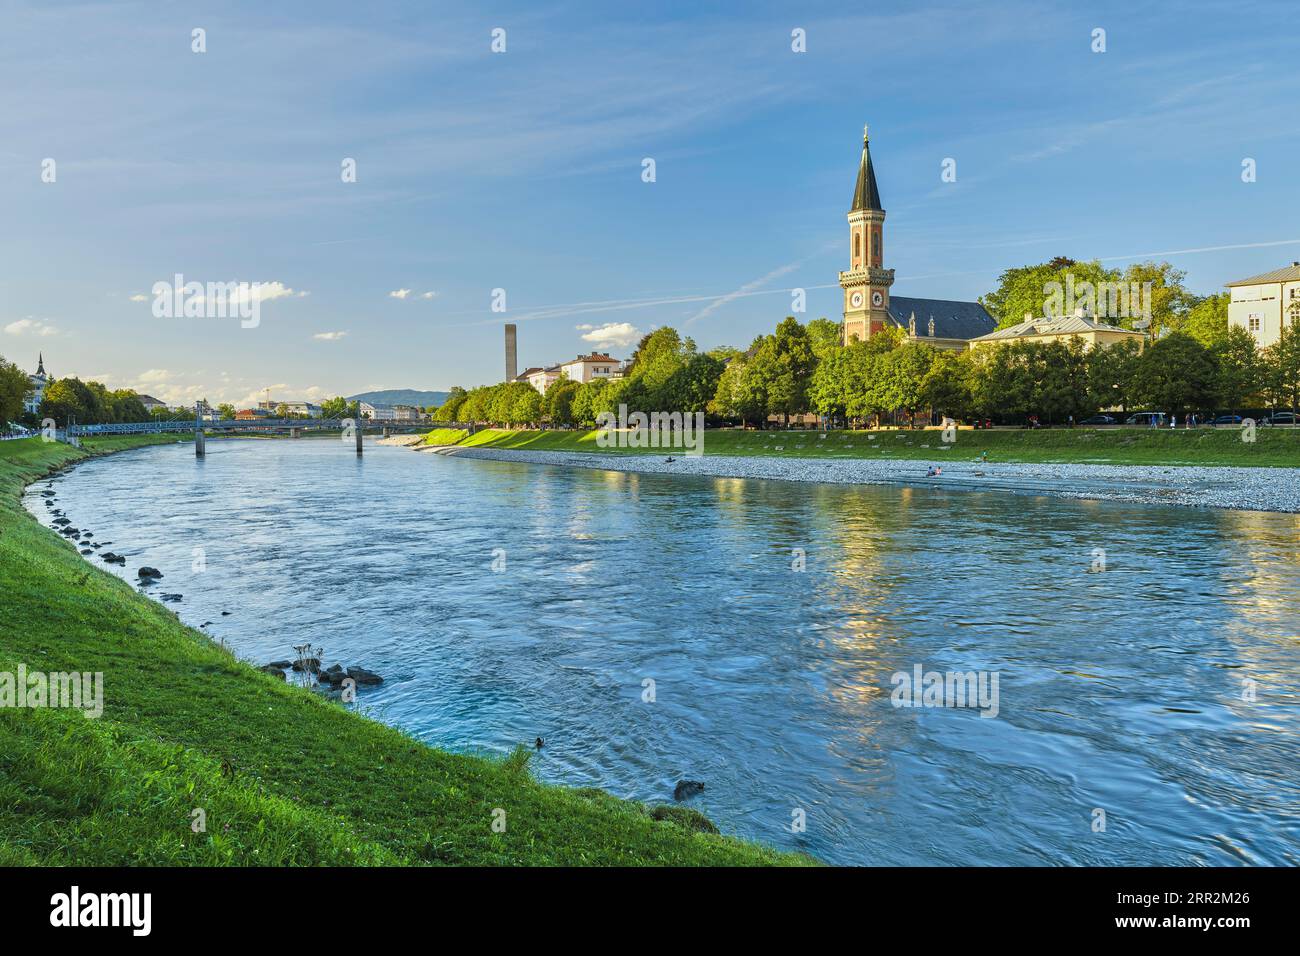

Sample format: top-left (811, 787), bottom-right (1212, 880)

top-left (853, 232), bottom-right (861, 267)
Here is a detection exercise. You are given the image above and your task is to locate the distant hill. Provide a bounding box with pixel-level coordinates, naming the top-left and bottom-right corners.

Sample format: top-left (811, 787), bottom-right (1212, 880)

top-left (347, 389), bottom-right (449, 408)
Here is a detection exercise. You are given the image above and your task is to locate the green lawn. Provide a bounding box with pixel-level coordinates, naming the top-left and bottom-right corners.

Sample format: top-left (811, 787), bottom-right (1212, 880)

top-left (429, 426), bottom-right (1300, 467)
top-left (0, 436), bottom-right (806, 866)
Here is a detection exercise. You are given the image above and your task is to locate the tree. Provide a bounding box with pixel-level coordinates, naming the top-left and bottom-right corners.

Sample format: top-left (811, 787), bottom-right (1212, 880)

top-left (1182, 293), bottom-right (1230, 349)
top-left (879, 341), bottom-right (934, 424)
top-left (216, 403), bottom-right (237, 421)
top-left (434, 387), bottom-right (468, 422)
top-left (919, 350), bottom-right (974, 421)
top-left (320, 396), bottom-right (360, 419)
top-left (458, 386), bottom-right (492, 423)
top-left (981, 258), bottom-right (1119, 328)
top-left (709, 356), bottom-right (767, 427)
top-left (1086, 339), bottom-right (1142, 413)
top-left (512, 386), bottom-right (544, 425)
top-left (808, 346), bottom-right (858, 422)
top-left (658, 353), bottom-right (724, 414)
top-left (759, 317), bottom-right (816, 425)
top-left (544, 379), bottom-right (581, 425)
top-left (0, 356), bottom-right (30, 425)
top-left (1121, 261), bottom-right (1192, 335)
top-left (1262, 317), bottom-right (1300, 411)
top-left (805, 317), bottom-right (842, 360)
top-left (39, 379), bottom-right (95, 424)
top-left (1212, 325), bottom-right (1263, 414)
top-left (1132, 332), bottom-right (1218, 416)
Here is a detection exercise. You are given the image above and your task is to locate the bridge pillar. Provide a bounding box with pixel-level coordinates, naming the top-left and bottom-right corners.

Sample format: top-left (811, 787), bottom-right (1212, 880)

top-left (195, 429), bottom-right (205, 458)
top-left (291, 427), bottom-right (301, 439)
top-left (355, 423), bottom-right (363, 456)
top-left (382, 425), bottom-right (391, 438)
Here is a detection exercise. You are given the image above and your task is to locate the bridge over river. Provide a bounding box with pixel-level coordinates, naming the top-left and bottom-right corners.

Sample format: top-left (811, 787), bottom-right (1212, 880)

top-left (64, 417), bottom-right (464, 456)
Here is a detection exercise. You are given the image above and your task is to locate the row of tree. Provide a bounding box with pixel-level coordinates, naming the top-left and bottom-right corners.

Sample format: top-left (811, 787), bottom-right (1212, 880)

top-left (429, 288), bottom-right (1299, 428)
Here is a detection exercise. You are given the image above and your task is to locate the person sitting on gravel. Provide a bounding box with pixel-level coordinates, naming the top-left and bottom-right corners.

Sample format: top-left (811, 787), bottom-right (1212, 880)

top-left (926, 465), bottom-right (942, 477)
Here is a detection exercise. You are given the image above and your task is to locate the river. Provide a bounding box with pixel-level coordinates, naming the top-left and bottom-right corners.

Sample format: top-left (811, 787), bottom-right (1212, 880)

top-left (26, 438), bottom-right (1300, 865)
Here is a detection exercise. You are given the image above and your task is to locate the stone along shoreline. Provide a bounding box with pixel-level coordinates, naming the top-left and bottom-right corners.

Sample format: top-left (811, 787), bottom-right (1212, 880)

top-left (412, 443), bottom-right (1300, 513)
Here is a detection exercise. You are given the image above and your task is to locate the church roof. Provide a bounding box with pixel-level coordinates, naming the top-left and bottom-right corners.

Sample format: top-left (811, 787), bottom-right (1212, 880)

top-left (850, 129), bottom-right (882, 212)
top-left (887, 296), bottom-right (996, 341)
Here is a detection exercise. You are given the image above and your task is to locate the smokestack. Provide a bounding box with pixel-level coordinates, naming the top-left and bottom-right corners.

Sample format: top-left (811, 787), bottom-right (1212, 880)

top-left (504, 324), bottom-right (517, 382)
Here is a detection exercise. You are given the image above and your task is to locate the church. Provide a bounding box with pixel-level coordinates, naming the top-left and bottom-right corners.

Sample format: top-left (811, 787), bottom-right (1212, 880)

top-left (838, 127), bottom-right (995, 348)
top-left (24, 353), bottom-right (50, 415)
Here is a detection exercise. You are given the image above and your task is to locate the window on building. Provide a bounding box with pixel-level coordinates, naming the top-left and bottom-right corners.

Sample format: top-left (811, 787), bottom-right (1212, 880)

top-left (1248, 314), bottom-right (1262, 332)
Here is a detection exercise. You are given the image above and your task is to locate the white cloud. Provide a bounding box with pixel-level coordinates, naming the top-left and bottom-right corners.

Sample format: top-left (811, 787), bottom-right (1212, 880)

top-left (4, 318), bottom-right (59, 337)
top-left (313, 331), bottom-right (347, 341)
top-left (389, 288), bottom-right (412, 299)
top-left (577, 321), bottom-right (641, 349)
top-left (189, 281), bottom-right (306, 306)
top-left (128, 293), bottom-right (149, 302)
top-left (421, 291), bottom-right (437, 299)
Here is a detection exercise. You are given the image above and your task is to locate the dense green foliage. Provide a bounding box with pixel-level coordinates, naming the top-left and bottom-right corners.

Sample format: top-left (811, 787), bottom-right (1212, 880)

top-left (0, 436), bottom-right (807, 866)
top-left (429, 271), bottom-right (1298, 428)
top-left (28, 375), bottom-right (150, 427)
top-left (0, 357), bottom-right (30, 425)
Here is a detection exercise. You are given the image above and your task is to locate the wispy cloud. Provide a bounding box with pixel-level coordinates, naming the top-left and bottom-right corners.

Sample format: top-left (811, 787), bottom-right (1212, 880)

top-left (4, 318), bottom-right (59, 337)
top-left (389, 289), bottom-right (412, 299)
top-left (313, 331), bottom-right (348, 341)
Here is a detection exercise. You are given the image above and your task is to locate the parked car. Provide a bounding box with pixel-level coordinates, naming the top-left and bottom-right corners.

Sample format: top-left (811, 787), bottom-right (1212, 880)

top-left (1079, 415), bottom-right (1117, 426)
top-left (1267, 411), bottom-right (1298, 425)
top-left (1125, 412), bottom-right (1167, 427)
top-left (1213, 414), bottom-right (1244, 426)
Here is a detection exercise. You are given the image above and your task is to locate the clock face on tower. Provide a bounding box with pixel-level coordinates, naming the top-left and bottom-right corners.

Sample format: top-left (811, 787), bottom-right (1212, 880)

top-left (850, 291), bottom-right (863, 308)
top-left (871, 291), bottom-right (884, 307)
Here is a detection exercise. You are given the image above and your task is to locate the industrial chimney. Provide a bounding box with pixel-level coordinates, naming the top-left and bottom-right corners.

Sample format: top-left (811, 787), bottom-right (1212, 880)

top-left (504, 324), bottom-right (518, 382)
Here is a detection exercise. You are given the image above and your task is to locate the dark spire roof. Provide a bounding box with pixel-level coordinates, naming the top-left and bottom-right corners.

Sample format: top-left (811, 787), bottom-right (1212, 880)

top-left (850, 125), bottom-right (882, 212)
top-left (36, 352), bottom-right (45, 375)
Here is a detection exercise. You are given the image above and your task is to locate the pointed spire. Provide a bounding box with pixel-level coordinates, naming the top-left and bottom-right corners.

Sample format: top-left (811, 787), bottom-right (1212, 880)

top-left (851, 125), bottom-right (883, 212)
top-left (36, 352), bottom-right (45, 375)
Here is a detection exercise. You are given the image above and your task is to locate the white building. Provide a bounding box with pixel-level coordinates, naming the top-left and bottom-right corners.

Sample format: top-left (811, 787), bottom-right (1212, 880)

top-left (137, 394), bottom-right (168, 413)
top-left (519, 353), bottom-right (623, 395)
top-left (558, 353), bottom-right (620, 384)
top-left (521, 366), bottom-right (562, 394)
top-left (1227, 262), bottom-right (1300, 348)
top-left (359, 402), bottom-right (398, 421)
top-left (23, 353), bottom-right (49, 415)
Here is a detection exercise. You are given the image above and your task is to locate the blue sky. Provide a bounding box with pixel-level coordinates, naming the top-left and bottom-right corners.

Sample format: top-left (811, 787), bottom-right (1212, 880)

top-left (3, 0), bottom-right (1298, 407)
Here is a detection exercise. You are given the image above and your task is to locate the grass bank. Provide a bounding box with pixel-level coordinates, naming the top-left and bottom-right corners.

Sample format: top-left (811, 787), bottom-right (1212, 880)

top-left (427, 426), bottom-right (1300, 467)
top-left (0, 436), bottom-right (804, 865)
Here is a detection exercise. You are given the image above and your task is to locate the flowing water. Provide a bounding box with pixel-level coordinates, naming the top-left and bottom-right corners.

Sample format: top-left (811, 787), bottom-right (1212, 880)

top-left (27, 438), bottom-right (1300, 865)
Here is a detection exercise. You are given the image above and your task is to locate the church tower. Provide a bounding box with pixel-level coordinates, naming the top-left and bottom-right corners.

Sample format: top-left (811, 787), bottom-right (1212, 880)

top-left (839, 126), bottom-right (895, 344)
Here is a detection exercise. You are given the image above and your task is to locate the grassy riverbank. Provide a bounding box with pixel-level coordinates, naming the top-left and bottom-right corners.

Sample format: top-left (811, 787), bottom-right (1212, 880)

top-left (0, 436), bottom-right (804, 866)
top-left (425, 426), bottom-right (1300, 467)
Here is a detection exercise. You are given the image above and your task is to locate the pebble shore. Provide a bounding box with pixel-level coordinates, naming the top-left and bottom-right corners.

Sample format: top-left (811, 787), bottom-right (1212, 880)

top-left (422, 444), bottom-right (1300, 514)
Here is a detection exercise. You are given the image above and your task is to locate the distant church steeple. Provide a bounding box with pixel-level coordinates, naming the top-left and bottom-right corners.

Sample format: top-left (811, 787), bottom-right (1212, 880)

top-left (36, 352), bottom-right (45, 376)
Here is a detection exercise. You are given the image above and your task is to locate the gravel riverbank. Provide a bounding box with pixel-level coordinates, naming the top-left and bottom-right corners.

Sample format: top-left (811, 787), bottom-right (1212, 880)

top-left (420, 444), bottom-right (1300, 513)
